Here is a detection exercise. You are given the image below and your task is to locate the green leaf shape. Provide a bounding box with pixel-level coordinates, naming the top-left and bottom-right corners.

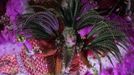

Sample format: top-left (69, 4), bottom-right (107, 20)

top-left (82, 21), bottom-right (127, 70)
top-left (76, 10), bottom-right (104, 29)
top-left (19, 11), bottom-right (61, 39)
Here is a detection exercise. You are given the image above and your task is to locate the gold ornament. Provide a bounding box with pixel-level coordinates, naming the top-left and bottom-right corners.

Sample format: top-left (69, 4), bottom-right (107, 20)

top-left (17, 34), bottom-right (25, 42)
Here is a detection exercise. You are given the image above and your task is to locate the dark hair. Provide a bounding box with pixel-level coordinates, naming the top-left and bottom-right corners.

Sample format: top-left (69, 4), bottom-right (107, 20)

top-left (0, 0), bottom-right (8, 16)
top-left (0, 23), bottom-right (4, 31)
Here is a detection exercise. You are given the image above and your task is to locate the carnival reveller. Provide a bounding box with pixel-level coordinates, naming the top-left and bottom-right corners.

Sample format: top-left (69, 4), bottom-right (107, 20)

top-left (0, 0), bottom-right (132, 75)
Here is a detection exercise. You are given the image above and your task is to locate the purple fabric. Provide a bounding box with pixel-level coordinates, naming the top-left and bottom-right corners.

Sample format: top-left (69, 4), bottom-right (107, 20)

top-left (100, 51), bottom-right (134, 75)
top-left (105, 14), bottom-right (134, 51)
top-left (0, 0), bottom-right (29, 56)
top-left (85, 71), bottom-right (93, 75)
top-left (81, 0), bottom-right (89, 4)
top-left (100, 68), bottom-right (114, 75)
top-left (78, 26), bottom-right (92, 38)
top-left (6, 0), bottom-right (28, 27)
top-left (0, 28), bottom-right (16, 44)
top-left (80, 0), bottom-right (97, 14)
top-left (0, 0), bottom-right (29, 43)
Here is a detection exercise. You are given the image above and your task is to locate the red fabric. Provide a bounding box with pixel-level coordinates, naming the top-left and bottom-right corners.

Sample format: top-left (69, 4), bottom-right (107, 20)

top-left (87, 50), bottom-right (94, 56)
top-left (29, 39), bottom-right (56, 50)
top-left (25, 39), bottom-right (57, 74)
top-left (70, 54), bottom-right (81, 72)
top-left (0, 55), bottom-right (19, 74)
top-left (0, 39), bottom-right (57, 75)
top-left (20, 48), bottom-right (49, 75)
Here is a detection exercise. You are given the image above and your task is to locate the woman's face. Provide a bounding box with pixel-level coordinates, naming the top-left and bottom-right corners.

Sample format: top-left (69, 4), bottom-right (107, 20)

top-left (66, 34), bottom-right (76, 47)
